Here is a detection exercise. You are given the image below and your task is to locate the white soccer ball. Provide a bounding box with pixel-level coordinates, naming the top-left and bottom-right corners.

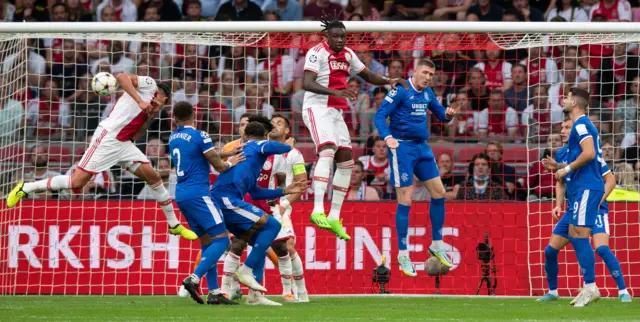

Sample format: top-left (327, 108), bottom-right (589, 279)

top-left (91, 72), bottom-right (117, 96)
top-left (425, 257), bottom-right (450, 276)
top-left (178, 285), bottom-right (190, 298)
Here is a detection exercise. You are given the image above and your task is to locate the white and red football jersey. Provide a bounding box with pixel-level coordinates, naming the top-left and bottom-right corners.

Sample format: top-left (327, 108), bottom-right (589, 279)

top-left (303, 42), bottom-right (365, 111)
top-left (99, 76), bottom-right (157, 142)
top-left (358, 155), bottom-right (389, 188)
top-left (590, 0), bottom-right (632, 21)
top-left (520, 58), bottom-right (559, 86)
top-left (474, 60), bottom-right (512, 89)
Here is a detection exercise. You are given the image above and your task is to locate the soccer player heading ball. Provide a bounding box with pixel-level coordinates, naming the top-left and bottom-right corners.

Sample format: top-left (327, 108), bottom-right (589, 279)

top-left (374, 59), bottom-right (457, 277)
top-left (303, 17), bottom-right (408, 240)
top-left (6, 74), bottom-right (198, 241)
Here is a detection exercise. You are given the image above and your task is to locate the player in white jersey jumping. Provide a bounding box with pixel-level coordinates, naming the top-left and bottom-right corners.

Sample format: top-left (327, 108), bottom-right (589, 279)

top-left (7, 73), bottom-right (198, 240)
top-left (303, 18), bottom-right (408, 240)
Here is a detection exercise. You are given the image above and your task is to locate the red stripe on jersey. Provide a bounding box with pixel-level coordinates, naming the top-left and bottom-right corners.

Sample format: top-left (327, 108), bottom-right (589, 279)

top-left (116, 111), bottom-right (147, 142)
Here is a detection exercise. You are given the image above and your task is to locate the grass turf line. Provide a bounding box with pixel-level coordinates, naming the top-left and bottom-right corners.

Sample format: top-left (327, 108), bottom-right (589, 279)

top-left (0, 296), bottom-right (638, 321)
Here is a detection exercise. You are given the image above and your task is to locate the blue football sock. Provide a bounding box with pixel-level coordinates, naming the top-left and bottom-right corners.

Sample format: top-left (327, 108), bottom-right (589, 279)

top-left (544, 245), bottom-right (560, 291)
top-left (430, 198), bottom-right (445, 241)
top-left (194, 236), bottom-right (230, 286)
top-left (396, 204), bottom-right (410, 251)
top-left (571, 237), bottom-right (595, 284)
top-left (596, 245), bottom-right (626, 290)
top-left (252, 255), bottom-right (266, 284)
top-left (245, 216), bottom-right (281, 271)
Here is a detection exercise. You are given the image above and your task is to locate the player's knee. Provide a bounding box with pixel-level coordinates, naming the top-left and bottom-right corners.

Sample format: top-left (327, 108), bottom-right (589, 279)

top-left (287, 244), bottom-right (297, 256)
top-left (70, 171), bottom-right (90, 189)
top-left (596, 245), bottom-right (610, 258)
top-left (431, 187), bottom-right (447, 199)
top-left (229, 238), bottom-right (246, 255)
top-left (396, 188), bottom-right (412, 206)
top-left (264, 216), bottom-right (282, 231)
top-left (271, 241), bottom-right (288, 257)
top-left (544, 245), bottom-right (559, 258)
top-left (318, 147), bottom-right (336, 160)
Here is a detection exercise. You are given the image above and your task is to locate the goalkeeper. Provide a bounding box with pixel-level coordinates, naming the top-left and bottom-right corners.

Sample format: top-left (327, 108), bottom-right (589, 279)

top-left (374, 59), bottom-right (456, 277)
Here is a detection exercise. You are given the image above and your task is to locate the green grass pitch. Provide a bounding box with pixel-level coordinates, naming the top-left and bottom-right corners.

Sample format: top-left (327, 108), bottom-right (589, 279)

top-left (1, 296), bottom-right (638, 321)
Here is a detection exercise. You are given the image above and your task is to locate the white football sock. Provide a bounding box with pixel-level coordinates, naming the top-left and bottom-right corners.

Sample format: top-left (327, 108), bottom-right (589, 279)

top-left (430, 240), bottom-right (445, 250)
top-left (278, 255), bottom-right (293, 295)
top-left (23, 175), bottom-right (71, 193)
top-left (548, 290), bottom-right (558, 296)
top-left (328, 160), bottom-right (353, 221)
top-left (291, 253), bottom-right (307, 293)
top-left (619, 289), bottom-right (629, 295)
top-left (312, 149), bottom-right (334, 214)
top-left (148, 181), bottom-right (180, 227)
top-left (398, 250), bottom-right (409, 258)
top-left (222, 252), bottom-right (240, 295)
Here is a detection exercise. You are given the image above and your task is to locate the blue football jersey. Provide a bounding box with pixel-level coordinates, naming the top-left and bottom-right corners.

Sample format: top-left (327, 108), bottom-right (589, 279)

top-left (567, 115), bottom-right (604, 192)
top-left (212, 140), bottom-right (291, 198)
top-left (168, 125), bottom-right (215, 202)
top-left (374, 79), bottom-right (450, 142)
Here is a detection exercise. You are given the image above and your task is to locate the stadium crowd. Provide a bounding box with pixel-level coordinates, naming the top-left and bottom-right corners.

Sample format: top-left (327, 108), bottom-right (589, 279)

top-left (2, 0), bottom-right (640, 201)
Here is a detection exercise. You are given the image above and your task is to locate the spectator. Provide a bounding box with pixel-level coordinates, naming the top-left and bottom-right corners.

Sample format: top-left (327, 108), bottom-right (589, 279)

top-left (601, 139), bottom-right (615, 169)
top-left (465, 67), bottom-right (490, 112)
top-left (91, 41), bottom-right (135, 76)
top-left (145, 137), bottom-right (167, 167)
top-left (51, 39), bottom-right (88, 99)
top-left (233, 84), bottom-right (273, 122)
top-left (512, 0), bottom-right (545, 21)
top-left (433, 0), bottom-right (472, 21)
top-left (474, 49), bottom-right (513, 90)
top-left (65, 135), bottom-right (117, 198)
top-left (50, 3), bottom-right (69, 22)
top-left (135, 42), bottom-right (172, 80)
top-left (344, 0), bottom-right (380, 21)
top-left (412, 175), bottom-right (430, 201)
top-left (432, 49), bottom-right (475, 89)
top-left (347, 77), bottom-right (370, 137)
top-left (479, 89), bottom-right (518, 139)
top-left (394, 0), bottom-right (432, 20)
top-left (456, 153), bottom-right (504, 201)
top-left (138, 0), bottom-right (181, 21)
top-left (172, 71), bottom-right (199, 106)
top-left (66, 0), bottom-right (92, 21)
top-left (466, 0), bottom-right (504, 21)
top-left (137, 157), bottom-right (177, 200)
top-left (216, 0), bottom-right (263, 21)
top-left (523, 133), bottom-right (562, 200)
top-left (437, 153), bottom-right (464, 200)
top-left (589, 0), bottom-right (632, 21)
top-left (197, 88), bottom-right (232, 136)
top-left (68, 73), bottom-right (104, 139)
top-left (548, 59), bottom-right (580, 113)
top-left (598, 43), bottom-right (640, 104)
top-left (504, 64), bottom-right (529, 114)
top-left (360, 86), bottom-right (384, 139)
top-left (27, 78), bottom-right (72, 140)
top-left (257, 47), bottom-right (294, 110)
top-left (0, 96), bottom-right (24, 146)
top-left (615, 76), bottom-right (640, 148)
top-left (520, 46), bottom-right (559, 87)
top-left (386, 59), bottom-right (406, 83)
top-left (368, 0), bottom-right (392, 17)
top-left (14, 0), bottom-right (50, 22)
top-left (142, 5), bottom-right (161, 21)
top-left (502, 7), bottom-right (524, 21)
top-left (215, 70), bottom-right (245, 110)
top-left (263, 0), bottom-right (301, 21)
top-left (448, 90), bottom-right (479, 138)
top-left (303, 0), bottom-right (341, 20)
top-left (347, 160), bottom-right (380, 201)
top-left (522, 85), bottom-right (557, 139)
top-left (217, 46), bottom-right (256, 84)
top-left (358, 137), bottom-right (390, 197)
top-left (546, 0), bottom-right (589, 22)
top-left (183, 0), bottom-right (206, 21)
top-left (0, 0), bottom-right (15, 21)
top-left (607, 163), bottom-right (640, 201)
top-left (173, 44), bottom-right (209, 82)
top-left (20, 145), bottom-right (63, 200)
top-left (96, 0), bottom-right (137, 21)
top-left (355, 49), bottom-right (385, 95)
top-left (485, 141), bottom-right (516, 196)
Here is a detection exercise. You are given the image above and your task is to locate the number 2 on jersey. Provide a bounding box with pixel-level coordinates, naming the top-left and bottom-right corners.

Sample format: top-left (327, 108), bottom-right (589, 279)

top-left (172, 148), bottom-right (185, 177)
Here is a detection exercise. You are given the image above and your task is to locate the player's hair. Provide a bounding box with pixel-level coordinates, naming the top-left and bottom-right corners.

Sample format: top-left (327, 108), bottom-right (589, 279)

top-left (569, 87), bottom-right (590, 109)
top-left (239, 113), bottom-right (254, 123)
top-left (248, 115), bottom-right (273, 132)
top-left (173, 101), bottom-right (194, 122)
top-left (485, 141), bottom-right (503, 156)
top-left (244, 121), bottom-right (268, 138)
top-left (271, 113), bottom-right (290, 129)
top-left (157, 82), bottom-right (172, 103)
top-left (321, 16), bottom-right (345, 33)
top-left (416, 59), bottom-right (435, 69)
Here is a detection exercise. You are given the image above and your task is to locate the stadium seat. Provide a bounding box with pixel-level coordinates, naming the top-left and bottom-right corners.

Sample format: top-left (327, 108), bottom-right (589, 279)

top-left (457, 146), bottom-right (485, 163)
top-left (431, 147), bottom-right (455, 160)
top-left (48, 145), bottom-right (72, 164)
top-left (503, 147), bottom-right (539, 163)
top-left (0, 145), bottom-right (26, 163)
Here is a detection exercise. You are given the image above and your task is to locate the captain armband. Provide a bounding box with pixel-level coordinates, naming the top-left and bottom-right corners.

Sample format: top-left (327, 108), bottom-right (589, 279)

top-left (292, 163), bottom-right (307, 175)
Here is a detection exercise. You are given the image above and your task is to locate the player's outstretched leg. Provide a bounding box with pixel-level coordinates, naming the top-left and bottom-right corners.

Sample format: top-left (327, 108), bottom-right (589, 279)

top-left (326, 158), bottom-right (353, 241)
top-left (183, 233), bottom-right (231, 305)
top-left (236, 217), bottom-right (281, 292)
top-left (309, 149), bottom-right (334, 230)
top-left (9, 170), bottom-right (91, 207)
top-left (593, 232), bottom-right (631, 302)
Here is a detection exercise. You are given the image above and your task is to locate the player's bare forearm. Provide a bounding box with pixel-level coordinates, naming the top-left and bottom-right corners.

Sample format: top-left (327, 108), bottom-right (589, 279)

top-left (132, 118), bottom-right (154, 141)
top-left (284, 173), bottom-right (307, 204)
top-left (555, 180), bottom-right (565, 208)
top-left (204, 150), bottom-right (228, 173)
top-left (602, 172), bottom-right (616, 202)
top-left (303, 71), bottom-right (338, 96)
top-left (218, 151), bottom-right (238, 158)
top-left (568, 138), bottom-right (596, 171)
top-left (116, 73), bottom-right (143, 104)
top-left (357, 68), bottom-right (390, 86)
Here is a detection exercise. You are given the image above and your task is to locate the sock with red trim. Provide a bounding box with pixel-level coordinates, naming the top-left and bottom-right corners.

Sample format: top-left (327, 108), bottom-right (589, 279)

top-left (148, 181), bottom-right (180, 227)
top-left (23, 175), bottom-right (71, 193)
top-left (312, 149), bottom-right (335, 214)
top-left (328, 160), bottom-right (353, 221)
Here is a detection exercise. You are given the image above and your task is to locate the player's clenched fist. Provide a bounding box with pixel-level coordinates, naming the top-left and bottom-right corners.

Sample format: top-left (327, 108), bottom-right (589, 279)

top-left (286, 137), bottom-right (296, 148)
top-left (385, 137), bottom-right (399, 149)
top-left (334, 89), bottom-right (357, 101)
top-left (137, 100), bottom-right (152, 112)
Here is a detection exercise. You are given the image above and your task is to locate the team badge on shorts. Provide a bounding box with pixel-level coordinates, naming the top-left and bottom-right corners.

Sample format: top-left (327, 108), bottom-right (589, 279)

top-left (401, 173), bottom-right (409, 182)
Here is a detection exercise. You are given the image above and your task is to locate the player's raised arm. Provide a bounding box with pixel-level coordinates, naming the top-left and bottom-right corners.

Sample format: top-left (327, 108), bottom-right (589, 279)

top-left (259, 140), bottom-right (292, 156)
top-left (357, 65), bottom-right (408, 90)
top-left (374, 86), bottom-right (404, 148)
top-left (425, 87), bottom-right (454, 122)
top-left (116, 73), bottom-right (148, 111)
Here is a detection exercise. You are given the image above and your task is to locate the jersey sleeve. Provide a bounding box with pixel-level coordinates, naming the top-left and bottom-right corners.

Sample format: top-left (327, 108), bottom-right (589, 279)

top-left (374, 86), bottom-right (406, 140)
top-left (304, 50), bottom-right (321, 74)
top-left (199, 131), bottom-right (215, 154)
top-left (600, 159), bottom-right (611, 177)
top-left (137, 76), bottom-right (157, 94)
top-left (348, 49), bottom-right (366, 74)
top-left (289, 150), bottom-right (306, 176)
top-left (574, 120), bottom-right (593, 144)
top-left (259, 141), bottom-right (292, 156)
top-left (426, 87), bottom-right (449, 122)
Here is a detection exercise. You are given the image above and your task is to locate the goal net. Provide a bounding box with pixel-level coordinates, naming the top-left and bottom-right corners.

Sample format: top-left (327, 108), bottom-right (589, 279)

top-left (0, 21), bottom-right (637, 296)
